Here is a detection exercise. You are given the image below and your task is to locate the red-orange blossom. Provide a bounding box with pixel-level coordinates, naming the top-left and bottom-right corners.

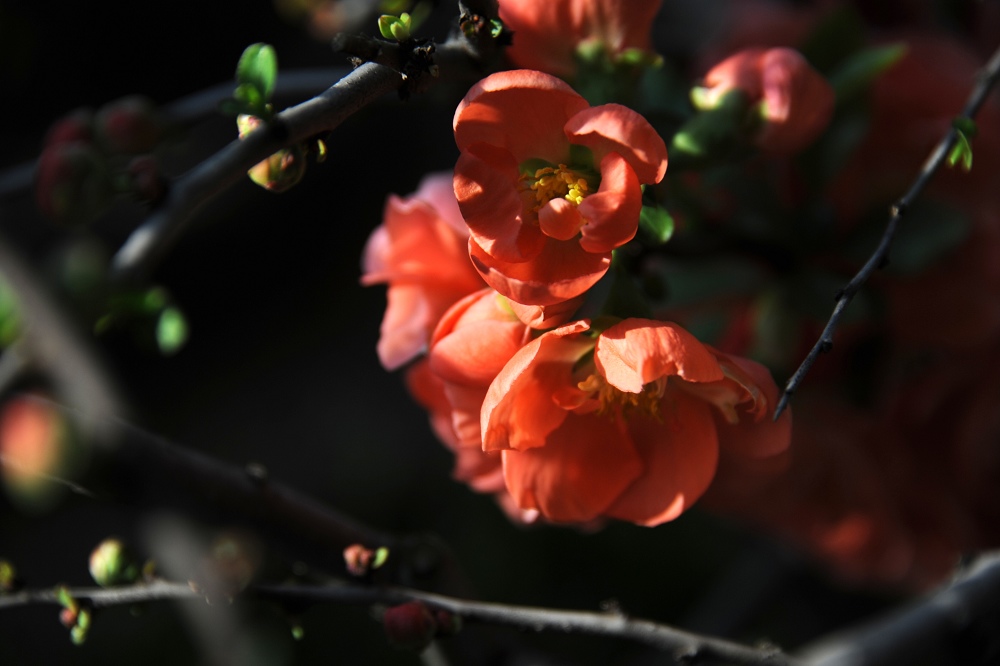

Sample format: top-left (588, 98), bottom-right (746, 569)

top-left (453, 70), bottom-right (667, 306)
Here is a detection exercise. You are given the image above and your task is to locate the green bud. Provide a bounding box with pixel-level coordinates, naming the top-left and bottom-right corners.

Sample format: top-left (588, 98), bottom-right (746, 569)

top-left (89, 538), bottom-right (141, 587)
top-left (378, 13), bottom-right (411, 41)
top-left (246, 143), bottom-right (307, 193)
top-left (0, 560), bottom-right (19, 592)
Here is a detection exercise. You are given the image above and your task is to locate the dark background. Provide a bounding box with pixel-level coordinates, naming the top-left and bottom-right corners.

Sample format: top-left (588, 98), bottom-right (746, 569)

top-left (0, 1), bottom-right (944, 663)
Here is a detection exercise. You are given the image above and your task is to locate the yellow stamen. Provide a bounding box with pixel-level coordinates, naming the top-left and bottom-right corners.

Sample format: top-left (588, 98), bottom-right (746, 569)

top-left (518, 164), bottom-right (591, 211)
top-left (578, 373), bottom-right (666, 420)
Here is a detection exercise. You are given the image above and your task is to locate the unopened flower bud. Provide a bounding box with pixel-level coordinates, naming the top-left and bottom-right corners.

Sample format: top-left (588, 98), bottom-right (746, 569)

top-left (126, 155), bottom-right (165, 203)
top-left (95, 95), bottom-right (162, 155)
top-left (89, 538), bottom-right (140, 587)
top-left (0, 560), bottom-right (20, 592)
top-left (35, 142), bottom-right (113, 225)
top-left (382, 601), bottom-right (437, 651)
top-left (237, 114), bottom-right (307, 193)
top-left (697, 47), bottom-right (834, 154)
top-left (43, 108), bottom-right (95, 149)
top-left (247, 144), bottom-right (307, 193)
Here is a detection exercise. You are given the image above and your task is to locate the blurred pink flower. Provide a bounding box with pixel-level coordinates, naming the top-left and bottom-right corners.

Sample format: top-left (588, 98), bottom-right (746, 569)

top-left (362, 172), bottom-right (485, 370)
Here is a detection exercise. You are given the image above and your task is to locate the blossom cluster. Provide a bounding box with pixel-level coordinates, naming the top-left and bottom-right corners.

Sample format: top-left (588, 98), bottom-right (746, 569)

top-left (363, 1), bottom-right (798, 529)
top-left (363, 0), bottom-right (1000, 589)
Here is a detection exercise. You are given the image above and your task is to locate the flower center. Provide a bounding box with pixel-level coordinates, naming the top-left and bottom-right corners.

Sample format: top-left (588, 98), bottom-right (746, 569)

top-left (518, 164), bottom-right (593, 212)
top-left (577, 373), bottom-right (667, 419)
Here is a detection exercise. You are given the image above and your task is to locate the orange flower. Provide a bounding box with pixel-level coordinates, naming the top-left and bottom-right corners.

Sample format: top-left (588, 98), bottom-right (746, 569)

top-left (453, 70), bottom-right (668, 306)
top-left (697, 48), bottom-right (834, 153)
top-left (481, 318), bottom-right (791, 525)
top-left (498, 0), bottom-right (662, 79)
top-left (362, 172), bottom-right (485, 370)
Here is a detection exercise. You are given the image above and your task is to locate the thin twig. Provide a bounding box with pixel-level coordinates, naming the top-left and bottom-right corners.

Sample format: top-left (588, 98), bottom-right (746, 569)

top-left (256, 583), bottom-right (798, 665)
top-left (774, 43), bottom-right (1000, 419)
top-left (0, 577), bottom-right (797, 665)
top-left (0, 580), bottom-right (197, 611)
top-left (0, 68), bottom-right (351, 201)
top-left (109, 61), bottom-right (405, 285)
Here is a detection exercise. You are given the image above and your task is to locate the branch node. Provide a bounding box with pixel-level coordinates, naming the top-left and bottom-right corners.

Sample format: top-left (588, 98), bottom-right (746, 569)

top-left (245, 462), bottom-right (269, 486)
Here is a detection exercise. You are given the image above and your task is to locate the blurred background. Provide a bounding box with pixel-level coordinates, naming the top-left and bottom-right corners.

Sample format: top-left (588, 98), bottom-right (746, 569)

top-left (1, 0), bottom-right (997, 663)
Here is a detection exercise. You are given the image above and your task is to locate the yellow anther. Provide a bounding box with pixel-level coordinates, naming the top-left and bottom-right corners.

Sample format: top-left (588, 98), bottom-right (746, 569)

top-left (518, 164), bottom-right (592, 211)
top-left (578, 373), bottom-right (666, 419)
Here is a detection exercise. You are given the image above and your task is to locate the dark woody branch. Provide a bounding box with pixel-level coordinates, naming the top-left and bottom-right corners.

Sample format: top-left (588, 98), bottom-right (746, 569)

top-left (775, 42), bottom-right (1000, 419)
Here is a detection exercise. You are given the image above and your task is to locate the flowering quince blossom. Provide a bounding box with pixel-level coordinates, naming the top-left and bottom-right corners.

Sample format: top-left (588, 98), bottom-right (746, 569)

top-left (361, 172), bottom-right (485, 370)
top-left (498, 0), bottom-right (662, 79)
top-left (453, 69), bottom-right (668, 306)
top-left (480, 318), bottom-right (791, 525)
top-left (696, 47), bottom-right (834, 153)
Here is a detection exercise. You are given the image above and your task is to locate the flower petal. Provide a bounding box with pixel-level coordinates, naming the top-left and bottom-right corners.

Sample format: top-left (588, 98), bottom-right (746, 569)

top-left (565, 104), bottom-right (668, 184)
top-left (470, 236), bottom-right (611, 306)
top-left (596, 319), bottom-right (725, 393)
top-left (576, 152), bottom-right (641, 253)
top-left (539, 197), bottom-right (586, 240)
top-left (501, 411), bottom-right (642, 523)
top-left (604, 391), bottom-right (719, 525)
top-left (481, 322), bottom-right (592, 451)
top-left (455, 149), bottom-right (546, 263)
top-left (454, 70), bottom-right (590, 164)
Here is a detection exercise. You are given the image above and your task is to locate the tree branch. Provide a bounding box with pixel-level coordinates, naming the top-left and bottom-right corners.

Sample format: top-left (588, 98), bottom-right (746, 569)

top-left (796, 551), bottom-right (1000, 665)
top-left (255, 582), bottom-right (798, 665)
top-left (109, 61), bottom-right (405, 285)
top-left (774, 42), bottom-right (1000, 419)
top-left (0, 577), bottom-right (797, 665)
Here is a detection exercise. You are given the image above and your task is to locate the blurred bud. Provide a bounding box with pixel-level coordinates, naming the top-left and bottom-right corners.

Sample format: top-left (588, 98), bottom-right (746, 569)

top-left (89, 538), bottom-right (141, 587)
top-left (696, 47), bottom-right (834, 154)
top-left (343, 544), bottom-right (389, 576)
top-left (201, 531), bottom-right (261, 599)
top-left (431, 608), bottom-right (461, 637)
top-left (236, 113), bottom-right (264, 138)
top-left (247, 144), bottom-right (307, 193)
top-left (70, 607), bottom-right (91, 644)
top-left (0, 559), bottom-right (22, 592)
top-left (43, 108), bottom-right (95, 149)
top-left (0, 396), bottom-right (70, 509)
top-left (35, 142), bottom-right (113, 226)
top-left (126, 155), bottom-right (166, 203)
top-left (94, 95), bottom-right (162, 155)
top-left (383, 601), bottom-right (437, 651)
top-left (237, 114), bottom-right (307, 193)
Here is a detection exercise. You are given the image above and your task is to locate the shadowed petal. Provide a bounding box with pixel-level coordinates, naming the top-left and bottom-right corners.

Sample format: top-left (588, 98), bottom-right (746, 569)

top-left (605, 391), bottom-right (719, 525)
top-left (577, 152), bottom-right (641, 253)
top-left (502, 411), bottom-right (642, 523)
top-left (470, 236), bottom-right (610, 306)
top-left (565, 104), bottom-right (668, 184)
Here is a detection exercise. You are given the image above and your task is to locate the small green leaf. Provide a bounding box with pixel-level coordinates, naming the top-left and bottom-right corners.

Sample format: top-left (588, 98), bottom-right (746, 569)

top-left (233, 83), bottom-right (263, 110)
top-left (156, 307), bottom-right (188, 355)
top-left (947, 131), bottom-right (973, 171)
top-left (378, 14), bottom-right (410, 41)
top-left (236, 43), bottom-right (278, 103)
top-left (372, 547), bottom-right (389, 569)
top-left (829, 43), bottom-right (907, 105)
top-left (639, 205), bottom-right (675, 245)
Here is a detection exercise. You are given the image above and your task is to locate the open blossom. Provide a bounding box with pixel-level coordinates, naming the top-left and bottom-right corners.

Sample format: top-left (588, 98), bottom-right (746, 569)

top-left (454, 70), bottom-right (667, 306)
top-left (361, 172), bottom-right (485, 370)
top-left (697, 48), bottom-right (834, 153)
top-left (498, 0), bottom-right (662, 79)
top-left (480, 318), bottom-right (791, 525)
